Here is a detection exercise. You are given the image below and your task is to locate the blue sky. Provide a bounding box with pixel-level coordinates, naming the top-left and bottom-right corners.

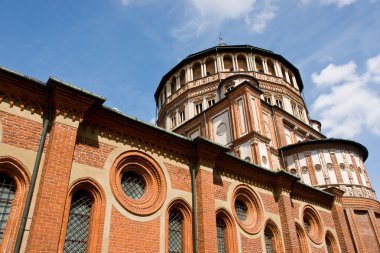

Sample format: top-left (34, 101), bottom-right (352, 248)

top-left (1, 0), bottom-right (379, 195)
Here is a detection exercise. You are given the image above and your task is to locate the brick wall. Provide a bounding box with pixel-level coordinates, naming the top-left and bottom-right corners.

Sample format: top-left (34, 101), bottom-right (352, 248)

top-left (26, 122), bottom-right (78, 253)
top-left (213, 173), bottom-right (230, 201)
top-left (165, 162), bottom-right (192, 192)
top-left (108, 207), bottom-right (160, 252)
top-left (241, 235), bottom-right (262, 253)
top-left (354, 210), bottom-right (380, 252)
top-left (319, 210), bottom-right (334, 228)
top-left (196, 168), bottom-right (218, 253)
top-left (73, 135), bottom-right (115, 169)
top-left (260, 192), bottom-right (279, 214)
top-left (0, 111), bottom-right (42, 151)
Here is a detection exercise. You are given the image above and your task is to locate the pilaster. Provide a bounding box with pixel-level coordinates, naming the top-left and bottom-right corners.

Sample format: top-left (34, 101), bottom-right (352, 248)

top-left (26, 78), bottom-right (103, 253)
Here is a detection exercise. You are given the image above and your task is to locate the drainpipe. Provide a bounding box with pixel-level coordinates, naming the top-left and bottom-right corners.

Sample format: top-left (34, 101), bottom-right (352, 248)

top-left (191, 142), bottom-right (198, 253)
top-left (13, 91), bottom-right (50, 253)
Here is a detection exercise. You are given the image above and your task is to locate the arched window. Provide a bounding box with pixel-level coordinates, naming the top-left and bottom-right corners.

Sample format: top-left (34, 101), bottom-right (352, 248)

top-left (179, 70), bottom-right (186, 86)
top-left (255, 57), bottom-right (264, 73)
top-left (170, 77), bottom-right (176, 95)
top-left (326, 237), bottom-right (333, 253)
top-left (0, 174), bottom-right (15, 244)
top-left (63, 190), bottom-right (93, 253)
top-left (296, 223), bottom-right (309, 253)
top-left (0, 157), bottom-right (30, 252)
top-left (325, 232), bottom-right (339, 253)
top-left (216, 209), bottom-right (237, 253)
top-left (216, 218), bottom-right (227, 253)
top-left (192, 62), bottom-right (202, 80)
top-left (264, 226), bottom-right (276, 253)
top-left (168, 210), bottom-right (183, 253)
top-left (237, 54), bottom-right (247, 71)
top-left (223, 55), bottom-right (234, 72)
top-left (267, 60), bottom-right (276, 75)
top-left (205, 57), bottom-right (216, 75)
top-left (59, 178), bottom-right (105, 253)
top-left (166, 199), bottom-right (192, 253)
top-left (264, 221), bottom-right (283, 253)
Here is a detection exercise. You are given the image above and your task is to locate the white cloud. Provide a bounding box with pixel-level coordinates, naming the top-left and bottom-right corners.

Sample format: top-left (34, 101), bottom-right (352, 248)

top-left (120, 0), bottom-right (141, 6)
top-left (300, 0), bottom-right (356, 8)
top-left (311, 54), bottom-right (380, 138)
top-left (311, 61), bottom-right (357, 86)
top-left (171, 0), bottom-right (277, 40)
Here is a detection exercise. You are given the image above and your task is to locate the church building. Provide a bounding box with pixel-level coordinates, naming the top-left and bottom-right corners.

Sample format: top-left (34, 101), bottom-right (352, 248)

top-left (0, 44), bottom-right (379, 252)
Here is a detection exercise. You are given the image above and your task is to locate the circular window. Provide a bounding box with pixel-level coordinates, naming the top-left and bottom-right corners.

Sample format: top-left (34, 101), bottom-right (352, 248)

top-left (244, 156), bottom-right (251, 162)
top-left (232, 185), bottom-right (263, 234)
top-left (121, 171), bottom-right (145, 199)
top-left (349, 164), bottom-right (354, 171)
top-left (303, 206), bottom-right (324, 244)
top-left (290, 168), bottom-right (297, 175)
top-left (301, 166), bottom-right (308, 174)
top-left (235, 200), bottom-right (248, 221)
top-left (326, 163), bottom-right (333, 170)
top-left (262, 156), bottom-right (267, 165)
top-left (339, 163), bottom-right (346, 170)
top-left (314, 164), bottom-right (322, 171)
top-left (110, 151), bottom-right (167, 216)
top-left (216, 123), bottom-right (227, 136)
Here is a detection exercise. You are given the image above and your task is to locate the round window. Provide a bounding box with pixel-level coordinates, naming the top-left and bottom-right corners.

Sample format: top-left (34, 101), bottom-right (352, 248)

top-left (314, 164), bottom-right (322, 171)
top-left (231, 185), bottom-right (263, 234)
top-left (121, 171), bottom-right (145, 199)
top-left (303, 206), bottom-right (324, 244)
top-left (110, 151), bottom-right (167, 216)
top-left (235, 200), bottom-right (248, 221)
top-left (216, 123), bottom-right (227, 136)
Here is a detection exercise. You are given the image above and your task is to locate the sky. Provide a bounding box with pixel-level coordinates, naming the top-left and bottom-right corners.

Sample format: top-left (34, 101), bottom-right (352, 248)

top-left (0, 0), bottom-right (379, 195)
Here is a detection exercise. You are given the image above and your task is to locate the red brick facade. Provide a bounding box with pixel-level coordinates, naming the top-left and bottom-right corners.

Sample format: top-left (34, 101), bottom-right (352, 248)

top-left (1, 44), bottom-right (380, 253)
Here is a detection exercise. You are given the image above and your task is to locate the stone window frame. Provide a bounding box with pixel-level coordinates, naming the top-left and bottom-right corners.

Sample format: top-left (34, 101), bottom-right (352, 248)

top-left (109, 150), bottom-right (167, 216)
top-left (215, 208), bottom-right (237, 253)
top-left (231, 184), bottom-right (264, 234)
top-left (302, 205), bottom-right (324, 244)
top-left (263, 219), bottom-right (284, 253)
top-left (296, 222), bottom-right (309, 253)
top-left (0, 156), bottom-right (30, 253)
top-left (58, 178), bottom-right (105, 253)
top-left (165, 198), bottom-right (192, 253)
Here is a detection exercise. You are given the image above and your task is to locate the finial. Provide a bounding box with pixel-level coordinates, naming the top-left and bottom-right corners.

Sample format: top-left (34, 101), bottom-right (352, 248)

top-left (218, 33), bottom-right (226, 46)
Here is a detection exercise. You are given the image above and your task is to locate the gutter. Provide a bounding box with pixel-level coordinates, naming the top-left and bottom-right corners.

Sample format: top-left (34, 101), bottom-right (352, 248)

top-left (13, 91), bottom-right (50, 253)
top-left (191, 142), bottom-right (198, 253)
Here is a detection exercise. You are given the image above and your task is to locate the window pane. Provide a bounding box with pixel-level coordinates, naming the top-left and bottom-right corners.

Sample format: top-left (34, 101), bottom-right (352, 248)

top-left (265, 227), bottom-right (276, 253)
top-left (121, 171), bottom-right (145, 199)
top-left (217, 218), bottom-right (227, 253)
top-left (169, 210), bottom-right (183, 253)
top-left (235, 200), bottom-right (247, 221)
top-left (0, 174), bottom-right (15, 244)
top-left (63, 191), bottom-right (93, 253)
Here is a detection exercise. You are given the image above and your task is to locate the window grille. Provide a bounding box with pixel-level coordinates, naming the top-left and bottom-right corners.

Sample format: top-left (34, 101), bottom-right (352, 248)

top-left (235, 200), bottom-right (247, 221)
top-left (63, 191), bottom-right (93, 253)
top-left (216, 218), bottom-right (227, 253)
top-left (121, 171), bottom-right (145, 199)
top-left (326, 237), bottom-right (334, 253)
top-left (0, 174), bottom-right (15, 244)
top-left (304, 218), bottom-right (311, 233)
top-left (264, 227), bottom-right (276, 253)
top-left (168, 210), bottom-right (183, 253)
